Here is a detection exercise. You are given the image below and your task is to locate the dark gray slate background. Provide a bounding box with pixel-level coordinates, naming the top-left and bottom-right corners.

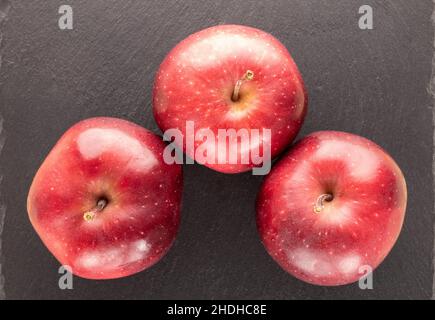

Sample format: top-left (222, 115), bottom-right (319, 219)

top-left (0, 0), bottom-right (433, 299)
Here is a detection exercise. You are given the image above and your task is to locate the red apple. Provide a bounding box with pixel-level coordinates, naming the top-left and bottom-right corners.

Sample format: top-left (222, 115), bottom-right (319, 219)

top-left (256, 131), bottom-right (407, 286)
top-left (153, 24), bottom-right (307, 173)
top-left (27, 117), bottom-right (182, 279)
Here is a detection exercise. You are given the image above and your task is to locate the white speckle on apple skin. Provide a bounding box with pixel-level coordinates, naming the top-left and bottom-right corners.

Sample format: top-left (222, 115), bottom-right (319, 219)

top-left (76, 239), bottom-right (151, 271)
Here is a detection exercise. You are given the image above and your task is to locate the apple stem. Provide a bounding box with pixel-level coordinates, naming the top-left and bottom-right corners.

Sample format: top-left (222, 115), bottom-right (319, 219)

top-left (83, 198), bottom-right (108, 222)
top-left (314, 193), bottom-right (333, 214)
top-left (232, 70), bottom-right (254, 102)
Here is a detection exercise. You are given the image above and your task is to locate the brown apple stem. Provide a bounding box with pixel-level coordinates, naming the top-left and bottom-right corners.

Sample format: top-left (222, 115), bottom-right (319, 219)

top-left (314, 193), bottom-right (333, 214)
top-left (83, 198), bottom-right (108, 222)
top-left (231, 70), bottom-right (254, 102)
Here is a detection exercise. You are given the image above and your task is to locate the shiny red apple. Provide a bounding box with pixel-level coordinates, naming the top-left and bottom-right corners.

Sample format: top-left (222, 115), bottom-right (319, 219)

top-left (256, 131), bottom-right (407, 286)
top-left (27, 117), bottom-right (182, 279)
top-left (153, 24), bottom-right (307, 173)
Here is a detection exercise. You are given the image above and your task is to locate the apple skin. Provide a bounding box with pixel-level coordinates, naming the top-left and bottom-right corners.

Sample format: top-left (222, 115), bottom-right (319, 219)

top-left (27, 117), bottom-right (183, 280)
top-left (153, 24), bottom-right (307, 173)
top-left (256, 131), bottom-right (407, 286)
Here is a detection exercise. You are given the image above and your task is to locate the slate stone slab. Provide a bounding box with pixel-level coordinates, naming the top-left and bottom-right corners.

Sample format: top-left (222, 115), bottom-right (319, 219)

top-left (0, 0), bottom-right (433, 299)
